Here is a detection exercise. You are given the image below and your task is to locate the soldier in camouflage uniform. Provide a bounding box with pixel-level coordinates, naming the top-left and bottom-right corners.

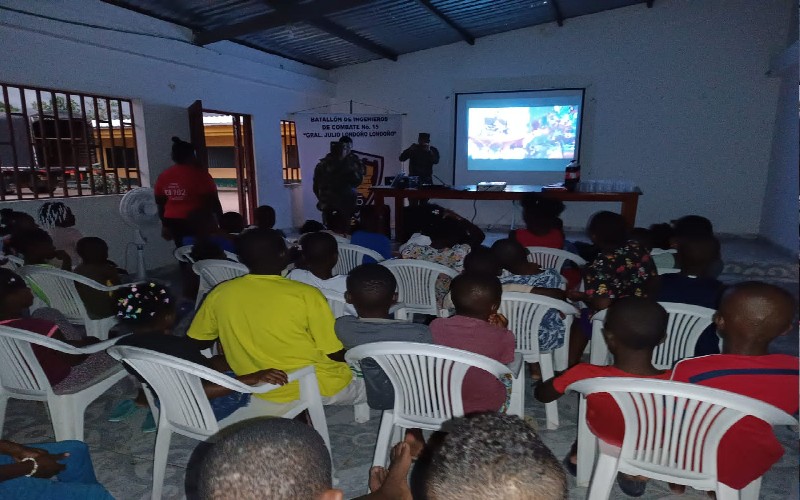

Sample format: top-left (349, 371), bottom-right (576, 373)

top-left (313, 138), bottom-right (363, 227)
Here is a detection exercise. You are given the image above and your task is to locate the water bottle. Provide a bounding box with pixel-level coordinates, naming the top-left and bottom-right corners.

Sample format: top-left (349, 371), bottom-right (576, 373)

top-left (564, 160), bottom-right (580, 192)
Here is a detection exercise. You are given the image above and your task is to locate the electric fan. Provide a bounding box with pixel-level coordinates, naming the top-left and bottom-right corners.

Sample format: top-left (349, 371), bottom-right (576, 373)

top-left (118, 187), bottom-right (160, 280)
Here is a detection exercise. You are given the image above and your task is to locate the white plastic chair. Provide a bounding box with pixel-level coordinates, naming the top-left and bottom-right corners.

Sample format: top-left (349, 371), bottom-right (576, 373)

top-left (0, 325), bottom-right (127, 441)
top-left (191, 259), bottom-right (249, 307)
top-left (173, 245), bottom-right (195, 264)
top-left (17, 266), bottom-right (130, 340)
top-left (333, 243), bottom-right (385, 275)
top-left (345, 342), bottom-right (524, 467)
top-left (567, 378), bottom-right (797, 500)
top-left (323, 291), bottom-right (351, 319)
top-left (175, 245), bottom-right (238, 264)
top-left (526, 246), bottom-right (587, 269)
top-left (380, 259), bottom-right (458, 317)
top-left (578, 304), bottom-right (716, 486)
top-left (107, 346), bottom-right (331, 500)
top-left (500, 291), bottom-right (579, 429)
top-left (1, 254), bottom-right (23, 270)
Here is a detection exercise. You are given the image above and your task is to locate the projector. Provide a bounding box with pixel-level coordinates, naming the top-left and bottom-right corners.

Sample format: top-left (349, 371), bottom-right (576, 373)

top-left (476, 181), bottom-right (507, 192)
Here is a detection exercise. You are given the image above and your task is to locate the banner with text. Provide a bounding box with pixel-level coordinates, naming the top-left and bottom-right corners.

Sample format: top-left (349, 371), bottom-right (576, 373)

top-left (295, 113), bottom-right (403, 222)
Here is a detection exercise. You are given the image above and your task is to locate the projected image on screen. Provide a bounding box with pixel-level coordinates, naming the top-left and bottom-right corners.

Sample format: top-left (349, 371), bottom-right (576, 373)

top-left (468, 105), bottom-right (579, 161)
top-left (454, 89), bottom-right (585, 184)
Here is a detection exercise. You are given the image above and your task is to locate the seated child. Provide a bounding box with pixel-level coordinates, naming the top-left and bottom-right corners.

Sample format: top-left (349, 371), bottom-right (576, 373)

top-left (511, 193), bottom-right (566, 249)
top-left (671, 215), bottom-right (722, 277)
top-left (219, 212), bottom-right (245, 235)
top-left (112, 282), bottom-right (289, 430)
top-left (424, 413), bottom-right (567, 500)
top-left (17, 228), bottom-right (72, 271)
top-left (0, 268), bottom-right (116, 390)
top-left (38, 201), bottom-right (83, 265)
top-left (74, 237), bottom-right (122, 319)
top-left (566, 211), bottom-right (658, 366)
top-left (2, 212), bottom-right (38, 257)
top-left (535, 296), bottom-right (671, 497)
top-left (299, 219), bottom-right (325, 235)
top-left (350, 205), bottom-right (392, 263)
top-left (648, 222), bottom-right (677, 269)
top-left (189, 239), bottom-right (228, 262)
top-left (430, 273), bottom-right (515, 414)
top-left (323, 209), bottom-right (351, 242)
top-left (252, 205), bottom-right (286, 237)
top-left (491, 239), bottom-right (570, 354)
top-left (286, 232), bottom-right (347, 295)
top-left (335, 264), bottom-right (432, 409)
top-left (656, 234), bottom-right (725, 355)
top-left (182, 209), bottom-right (237, 254)
top-left (401, 218), bottom-right (472, 309)
top-left (671, 282), bottom-right (798, 492)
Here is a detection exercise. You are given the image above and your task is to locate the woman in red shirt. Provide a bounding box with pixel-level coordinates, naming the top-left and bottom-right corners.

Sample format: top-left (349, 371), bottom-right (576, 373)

top-left (154, 137), bottom-right (222, 246)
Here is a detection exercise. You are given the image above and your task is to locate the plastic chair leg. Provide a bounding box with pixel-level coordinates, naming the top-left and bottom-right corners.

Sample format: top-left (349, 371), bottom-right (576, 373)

top-left (49, 396), bottom-right (83, 441)
top-left (739, 478), bottom-right (762, 500)
top-left (587, 451), bottom-right (618, 500)
top-left (372, 411), bottom-right (395, 468)
top-left (576, 397), bottom-right (596, 487)
top-left (508, 367), bottom-right (525, 418)
top-left (151, 427), bottom-right (173, 500)
top-left (0, 394), bottom-right (7, 438)
top-left (540, 353), bottom-right (559, 429)
top-left (354, 402), bottom-right (371, 423)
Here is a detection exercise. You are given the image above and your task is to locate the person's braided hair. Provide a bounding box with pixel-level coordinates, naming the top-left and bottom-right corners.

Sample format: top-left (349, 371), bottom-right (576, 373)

top-left (115, 281), bottom-right (172, 326)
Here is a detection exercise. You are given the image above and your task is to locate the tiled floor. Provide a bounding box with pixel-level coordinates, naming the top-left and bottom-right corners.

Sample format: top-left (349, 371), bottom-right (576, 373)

top-left (3, 236), bottom-right (797, 499)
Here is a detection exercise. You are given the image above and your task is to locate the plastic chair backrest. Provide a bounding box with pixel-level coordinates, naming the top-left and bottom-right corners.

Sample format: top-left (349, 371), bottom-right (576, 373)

top-left (500, 291), bottom-right (579, 356)
top-left (346, 342), bottom-right (511, 427)
top-left (174, 246), bottom-right (195, 264)
top-left (658, 267), bottom-right (681, 275)
top-left (567, 378), bottom-right (797, 478)
top-left (591, 303), bottom-right (715, 369)
top-left (0, 325), bottom-right (53, 396)
top-left (653, 302), bottom-right (715, 369)
top-left (17, 266), bottom-right (96, 323)
top-left (380, 260), bottom-right (458, 315)
top-left (192, 260), bottom-right (248, 303)
top-left (107, 346), bottom-right (245, 437)
top-left (324, 291), bottom-right (349, 319)
top-left (334, 243), bottom-right (385, 275)
top-left (1, 255), bottom-right (23, 270)
top-left (526, 246), bottom-right (587, 270)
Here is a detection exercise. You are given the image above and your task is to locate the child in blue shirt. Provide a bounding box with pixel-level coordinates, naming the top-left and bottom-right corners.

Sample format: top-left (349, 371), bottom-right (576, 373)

top-left (351, 205), bottom-right (392, 263)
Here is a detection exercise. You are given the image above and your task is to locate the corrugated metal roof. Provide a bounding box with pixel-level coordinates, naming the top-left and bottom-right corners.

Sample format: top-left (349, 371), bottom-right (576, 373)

top-left (101, 0), bottom-right (650, 68)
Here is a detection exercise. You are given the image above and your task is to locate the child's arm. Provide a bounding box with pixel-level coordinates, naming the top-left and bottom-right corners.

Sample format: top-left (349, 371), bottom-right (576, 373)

top-left (534, 377), bottom-right (563, 403)
top-left (202, 369), bottom-right (288, 399)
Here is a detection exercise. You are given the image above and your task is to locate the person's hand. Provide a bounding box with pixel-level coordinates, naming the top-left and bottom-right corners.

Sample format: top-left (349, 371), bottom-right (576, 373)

top-left (32, 453), bottom-right (67, 479)
top-left (243, 369), bottom-right (289, 386)
top-left (1, 442), bottom-right (47, 461)
top-left (161, 225), bottom-right (173, 241)
top-left (488, 313), bottom-right (509, 328)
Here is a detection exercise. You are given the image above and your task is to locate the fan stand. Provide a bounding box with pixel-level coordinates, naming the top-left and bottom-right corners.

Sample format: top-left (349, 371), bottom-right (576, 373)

top-left (134, 229), bottom-right (147, 280)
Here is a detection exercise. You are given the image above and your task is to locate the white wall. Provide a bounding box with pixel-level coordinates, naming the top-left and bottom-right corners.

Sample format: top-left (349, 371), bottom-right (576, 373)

top-left (0, 0), bottom-right (334, 269)
top-left (759, 39), bottom-right (798, 254)
top-left (332, 0), bottom-right (794, 234)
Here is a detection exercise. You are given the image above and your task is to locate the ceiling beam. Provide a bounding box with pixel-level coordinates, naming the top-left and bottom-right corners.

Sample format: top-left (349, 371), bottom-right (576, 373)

top-left (194, 0), bottom-right (373, 45)
top-left (416, 0), bottom-right (475, 45)
top-left (308, 17), bottom-right (398, 61)
top-left (550, 0), bottom-right (564, 27)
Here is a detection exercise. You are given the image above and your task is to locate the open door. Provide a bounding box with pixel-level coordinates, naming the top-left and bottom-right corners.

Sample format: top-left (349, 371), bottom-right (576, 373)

top-left (232, 114), bottom-right (257, 221)
top-left (187, 100), bottom-right (209, 169)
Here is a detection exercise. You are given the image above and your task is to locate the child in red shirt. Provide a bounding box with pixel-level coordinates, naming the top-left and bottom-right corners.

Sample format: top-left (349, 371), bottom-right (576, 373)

top-left (671, 281), bottom-right (798, 492)
top-left (536, 296), bottom-right (671, 497)
top-left (430, 273), bottom-right (516, 414)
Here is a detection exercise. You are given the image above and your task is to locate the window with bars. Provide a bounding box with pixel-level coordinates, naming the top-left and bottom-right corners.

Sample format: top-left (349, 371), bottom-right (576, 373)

top-left (280, 120), bottom-right (301, 184)
top-left (0, 82), bottom-right (141, 201)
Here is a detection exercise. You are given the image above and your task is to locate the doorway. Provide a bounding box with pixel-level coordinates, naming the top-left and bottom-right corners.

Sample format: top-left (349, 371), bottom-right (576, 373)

top-left (187, 101), bottom-right (257, 223)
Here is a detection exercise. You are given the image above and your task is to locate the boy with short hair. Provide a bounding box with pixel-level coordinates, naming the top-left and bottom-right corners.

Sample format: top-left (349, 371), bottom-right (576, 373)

top-left (74, 237), bottom-right (122, 320)
top-left (535, 297), bottom-right (671, 496)
top-left (671, 281), bottom-right (799, 493)
top-left (335, 264), bottom-right (432, 409)
top-left (656, 234), bottom-right (725, 355)
top-left (286, 231), bottom-right (347, 295)
top-left (430, 273), bottom-right (515, 414)
top-left (350, 205), bottom-right (392, 263)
